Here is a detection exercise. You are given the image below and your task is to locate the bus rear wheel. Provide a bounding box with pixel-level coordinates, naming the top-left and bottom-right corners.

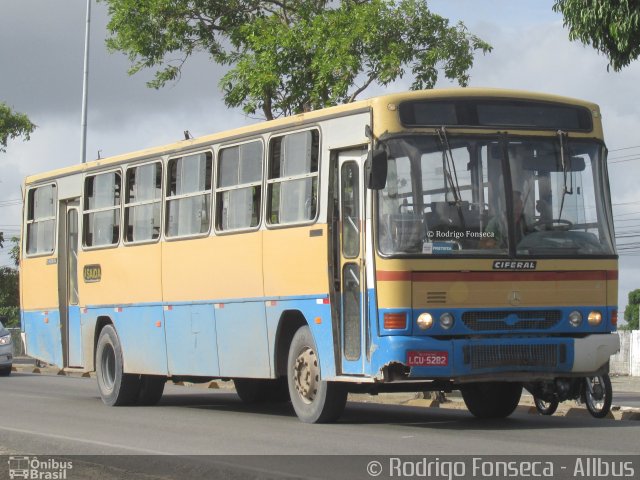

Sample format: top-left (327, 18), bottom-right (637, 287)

top-left (461, 382), bottom-right (522, 419)
top-left (287, 326), bottom-right (347, 423)
top-left (96, 325), bottom-right (140, 406)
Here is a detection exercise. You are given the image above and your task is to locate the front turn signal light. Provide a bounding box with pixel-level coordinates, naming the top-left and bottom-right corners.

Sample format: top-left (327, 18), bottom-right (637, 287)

top-left (384, 312), bottom-right (407, 330)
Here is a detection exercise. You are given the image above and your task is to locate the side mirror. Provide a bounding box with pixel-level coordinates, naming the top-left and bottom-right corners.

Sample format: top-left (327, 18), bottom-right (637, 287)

top-left (366, 148), bottom-right (388, 190)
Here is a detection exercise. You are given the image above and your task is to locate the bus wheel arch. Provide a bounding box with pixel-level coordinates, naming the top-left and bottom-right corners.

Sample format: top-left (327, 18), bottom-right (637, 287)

top-left (274, 310), bottom-right (308, 378)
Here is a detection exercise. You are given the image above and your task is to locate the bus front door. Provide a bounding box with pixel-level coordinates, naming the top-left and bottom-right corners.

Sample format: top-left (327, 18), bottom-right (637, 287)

top-left (338, 151), bottom-right (367, 375)
top-left (58, 200), bottom-right (82, 367)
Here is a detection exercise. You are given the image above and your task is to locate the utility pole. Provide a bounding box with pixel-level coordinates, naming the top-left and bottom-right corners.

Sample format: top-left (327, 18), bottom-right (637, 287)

top-left (80, 0), bottom-right (91, 164)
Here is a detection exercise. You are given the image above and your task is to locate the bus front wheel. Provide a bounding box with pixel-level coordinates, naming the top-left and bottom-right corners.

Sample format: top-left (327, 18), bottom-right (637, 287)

top-left (96, 325), bottom-right (140, 406)
top-left (287, 326), bottom-right (347, 423)
top-left (461, 382), bottom-right (522, 419)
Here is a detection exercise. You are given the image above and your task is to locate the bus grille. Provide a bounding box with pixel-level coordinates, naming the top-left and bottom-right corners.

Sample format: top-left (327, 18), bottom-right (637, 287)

top-left (462, 344), bottom-right (565, 369)
top-left (462, 310), bottom-right (562, 331)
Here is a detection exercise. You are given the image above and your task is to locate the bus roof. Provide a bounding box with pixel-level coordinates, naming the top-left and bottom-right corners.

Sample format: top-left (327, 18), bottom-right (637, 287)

top-left (25, 87), bottom-right (600, 185)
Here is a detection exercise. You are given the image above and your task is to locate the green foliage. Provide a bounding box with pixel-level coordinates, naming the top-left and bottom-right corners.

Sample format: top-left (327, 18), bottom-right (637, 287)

top-left (554, 0), bottom-right (640, 71)
top-left (623, 288), bottom-right (640, 330)
top-left (102, 0), bottom-right (491, 119)
top-left (9, 236), bottom-right (20, 268)
top-left (0, 267), bottom-right (19, 307)
top-left (0, 237), bottom-right (20, 327)
top-left (0, 307), bottom-right (19, 328)
top-left (0, 102), bottom-right (36, 153)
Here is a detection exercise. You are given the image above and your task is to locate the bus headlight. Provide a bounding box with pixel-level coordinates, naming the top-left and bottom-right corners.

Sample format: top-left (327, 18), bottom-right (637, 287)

top-left (417, 313), bottom-right (434, 330)
top-left (588, 311), bottom-right (603, 326)
top-left (0, 334), bottom-right (11, 345)
top-left (439, 313), bottom-right (454, 330)
top-left (568, 311), bottom-right (582, 327)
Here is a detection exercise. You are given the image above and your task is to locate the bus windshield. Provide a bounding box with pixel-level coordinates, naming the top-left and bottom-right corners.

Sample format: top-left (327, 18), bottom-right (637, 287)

top-left (376, 134), bottom-right (615, 257)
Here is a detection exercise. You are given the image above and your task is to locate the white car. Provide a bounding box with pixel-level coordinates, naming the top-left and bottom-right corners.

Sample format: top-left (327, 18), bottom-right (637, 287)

top-left (0, 323), bottom-right (13, 376)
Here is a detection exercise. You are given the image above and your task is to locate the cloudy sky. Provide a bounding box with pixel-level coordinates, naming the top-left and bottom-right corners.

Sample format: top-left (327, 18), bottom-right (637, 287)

top-left (2, 0), bottom-right (640, 319)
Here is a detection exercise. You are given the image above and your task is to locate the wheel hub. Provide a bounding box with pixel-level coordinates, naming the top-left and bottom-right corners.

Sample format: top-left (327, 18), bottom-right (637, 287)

top-left (293, 347), bottom-right (319, 404)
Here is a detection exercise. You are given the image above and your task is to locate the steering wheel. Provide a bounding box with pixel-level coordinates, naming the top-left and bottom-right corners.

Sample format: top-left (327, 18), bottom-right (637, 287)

top-left (532, 218), bottom-right (573, 231)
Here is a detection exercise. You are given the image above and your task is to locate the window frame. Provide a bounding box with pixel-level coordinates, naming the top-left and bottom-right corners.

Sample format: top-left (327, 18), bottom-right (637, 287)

top-left (82, 168), bottom-right (123, 250)
top-left (24, 183), bottom-right (57, 258)
top-left (123, 160), bottom-right (164, 246)
top-left (266, 127), bottom-right (321, 228)
top-left (214, 138), bottom-right (264, 235)
top-left (164, 149), bottom-right (214, 241)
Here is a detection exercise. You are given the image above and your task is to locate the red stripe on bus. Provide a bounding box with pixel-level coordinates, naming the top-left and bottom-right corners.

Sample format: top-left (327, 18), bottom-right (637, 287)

top-left (376, 270), bottom-right (617, 282)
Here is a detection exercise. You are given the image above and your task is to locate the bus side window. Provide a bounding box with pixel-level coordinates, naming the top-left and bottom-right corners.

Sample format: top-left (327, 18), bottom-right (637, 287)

top-left (83, 172), bottom-right (121, 248)
top-left (124, 162), bottom-right (162, 243)
top-left (267, 130), bottom-right (319, 225)
top-left (25, 184), bottom-right (57, 255)
top-left (165, 152), bottom-right (212, 238)
top-left (216, 141), bottom-right (263, 231)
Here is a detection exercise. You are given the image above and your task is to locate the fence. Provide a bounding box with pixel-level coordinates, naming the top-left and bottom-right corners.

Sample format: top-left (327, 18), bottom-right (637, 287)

top-left (610, 330), bottom-right (640, 376)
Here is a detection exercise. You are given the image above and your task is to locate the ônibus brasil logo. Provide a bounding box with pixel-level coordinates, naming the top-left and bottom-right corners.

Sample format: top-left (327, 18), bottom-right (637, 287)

top-left (8, 456), bottom-right (73, 480)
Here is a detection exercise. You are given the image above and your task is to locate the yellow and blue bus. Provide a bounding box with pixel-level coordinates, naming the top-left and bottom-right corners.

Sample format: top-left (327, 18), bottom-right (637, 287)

top-left (20, 88), bottom-right (619, 422)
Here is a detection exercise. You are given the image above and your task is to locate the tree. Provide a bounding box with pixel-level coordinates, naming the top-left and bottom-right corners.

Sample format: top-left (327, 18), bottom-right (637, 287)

top-left (623, 289), bottom-right (640, 330)
top-left (553, 0), bottom-right (640, 71)
top-left (0, 102), bottom-right (36, 153)
top-left (0, 237), bottom-right (20, 327)
top-left (103, 0), bottom-right (491, 119)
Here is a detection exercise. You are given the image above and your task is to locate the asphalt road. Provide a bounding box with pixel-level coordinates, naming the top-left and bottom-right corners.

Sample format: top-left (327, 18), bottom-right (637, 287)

top-left (1, 372), bottom-right (639, 479)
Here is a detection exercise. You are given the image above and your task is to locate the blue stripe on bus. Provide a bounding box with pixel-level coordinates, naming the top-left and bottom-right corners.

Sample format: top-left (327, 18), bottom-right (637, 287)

top-left (21, 295), bottom-right (336, 378)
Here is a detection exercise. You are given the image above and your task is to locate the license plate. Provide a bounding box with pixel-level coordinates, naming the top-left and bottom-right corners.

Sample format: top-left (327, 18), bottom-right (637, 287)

top-left (407, 350), bottom-right (448, 367)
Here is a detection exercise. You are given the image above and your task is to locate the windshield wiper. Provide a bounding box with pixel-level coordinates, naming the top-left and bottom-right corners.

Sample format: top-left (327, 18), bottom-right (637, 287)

top-left (437, 127), bottom-right (463, 205)
top-left (436, 127), bottom-right (467, 230)
top-left (557, 130), bottom-right (573, 221)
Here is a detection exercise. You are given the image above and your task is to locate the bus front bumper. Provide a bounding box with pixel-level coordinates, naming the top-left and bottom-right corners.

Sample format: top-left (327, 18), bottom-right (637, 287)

top-left (369, 333), bottom-right (620, 382)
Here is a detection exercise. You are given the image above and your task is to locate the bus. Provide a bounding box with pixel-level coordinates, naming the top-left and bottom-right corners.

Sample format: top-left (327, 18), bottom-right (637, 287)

top-left (19, 88), bottom-right (619, 423)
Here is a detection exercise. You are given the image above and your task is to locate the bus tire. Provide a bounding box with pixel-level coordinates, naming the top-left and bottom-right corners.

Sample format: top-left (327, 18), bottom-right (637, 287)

top-left (287, 326), bottom-right (347, 423)
top-left (0, 366), bottom-right (11, 376)
top-left (234, 377), bottom-right (290, 403)
top-left (461, 382), bottom-right (522, 419)
top-left (137, 375), bottom-right (166, 406)
top-left (96, 325), bottom-right (140, 406)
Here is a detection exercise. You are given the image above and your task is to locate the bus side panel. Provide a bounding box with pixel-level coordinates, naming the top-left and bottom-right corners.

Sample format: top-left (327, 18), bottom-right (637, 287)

top-left (162, 233), bottom-right (264, 302)
top-left (90, 305), bottom-right (168, 375)
top-left (21, 257), bottom-right (59, 313)
top-left (21, 255), bottom-right (61, 367)
top-left (22, 309), bottom-right (63, 367)
top-left (80, 245), bottom-right (162, 306)
top-left (80, 245), bottom-right (164, 374)
top-left (165, 303), bottom-right (220, 376)
top-left (263, 226), bottom-right (329, 298)
top-left (265, 299), bottom-right (336, 379)
top-left (216, 301), bottom-right (270, 378)
top-left (263, 225), bottom-right (335, 377)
